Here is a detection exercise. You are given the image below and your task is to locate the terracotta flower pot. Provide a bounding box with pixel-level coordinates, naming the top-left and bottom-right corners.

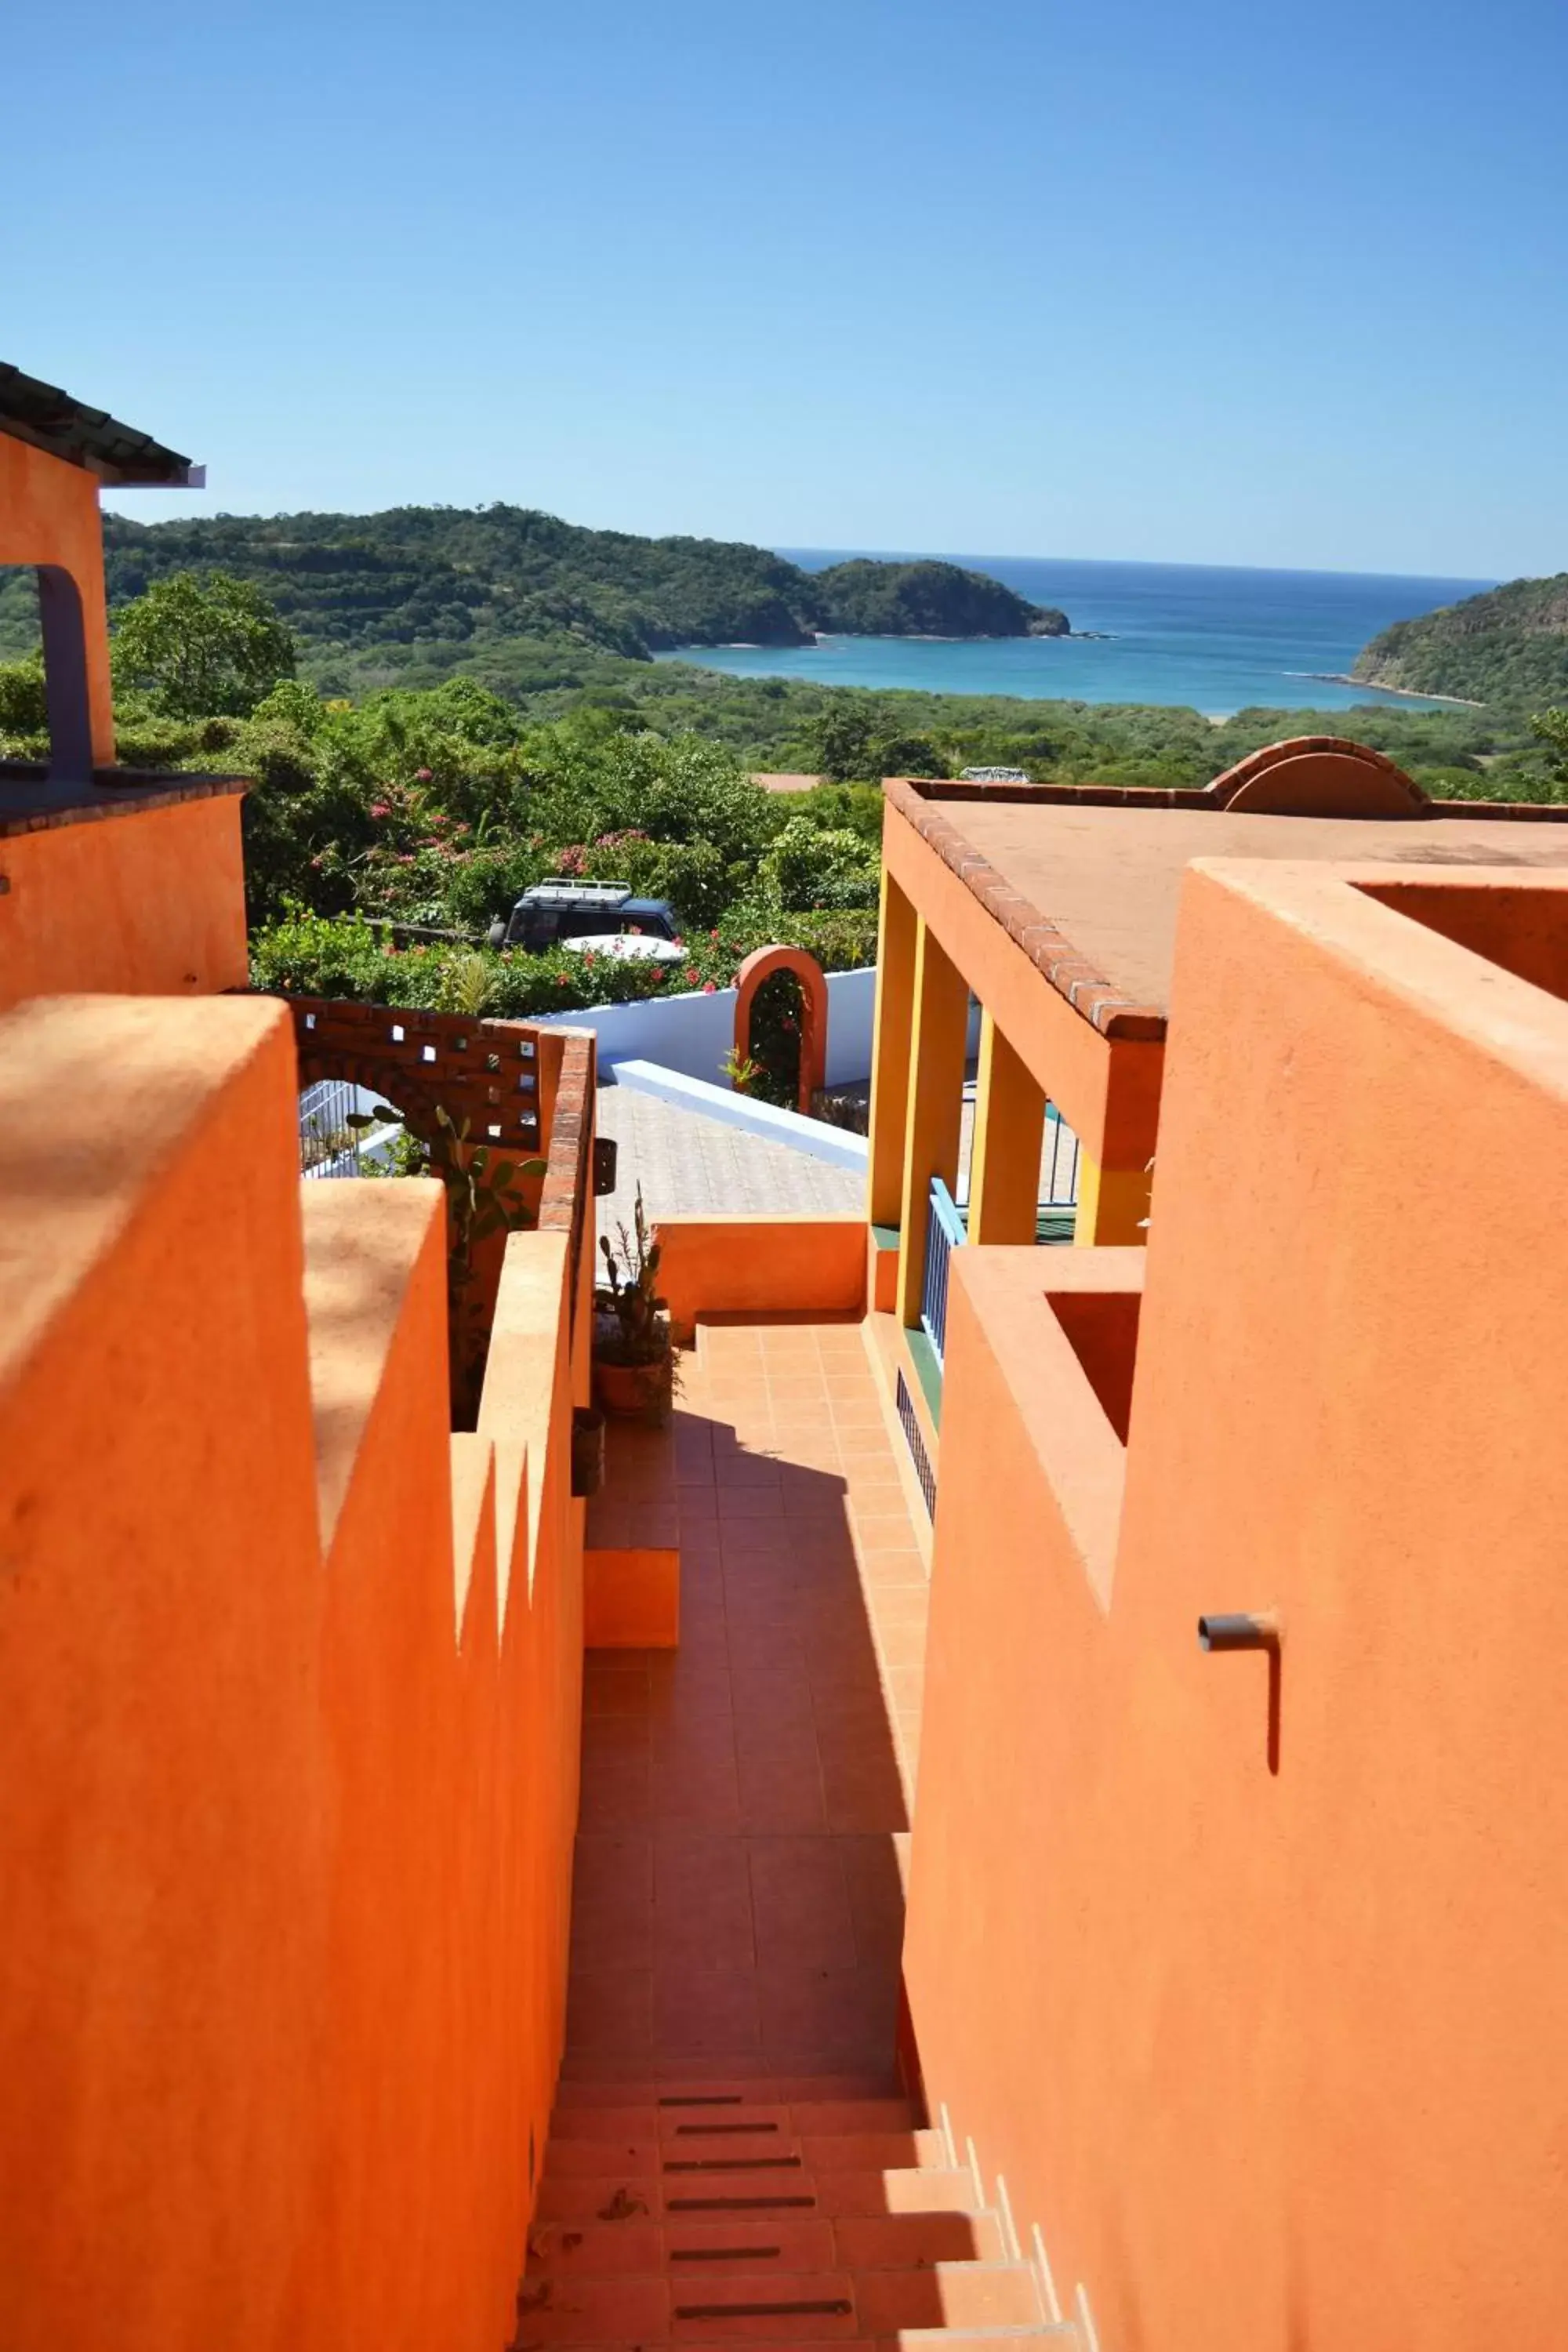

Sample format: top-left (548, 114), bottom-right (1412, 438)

top-left (571, 1406), bottom-right (607, 1497)
top-left (593, 1352), bottom-right (675, 1427)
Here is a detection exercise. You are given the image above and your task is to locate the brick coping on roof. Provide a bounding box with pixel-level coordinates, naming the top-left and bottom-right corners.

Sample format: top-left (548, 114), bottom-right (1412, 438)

top-left (885, 778), bottom-right (1167, 1040)
top-left (885, 740), bottom-right (1568, 1044)
top-left (898, 735), bottom-right (1568, 822)
top-left (0, 768), bottom-right (247, 840)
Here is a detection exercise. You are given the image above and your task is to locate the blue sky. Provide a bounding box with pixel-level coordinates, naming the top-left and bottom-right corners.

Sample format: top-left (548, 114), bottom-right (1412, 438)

top-left (7, 0), bottom-right (1565, 576)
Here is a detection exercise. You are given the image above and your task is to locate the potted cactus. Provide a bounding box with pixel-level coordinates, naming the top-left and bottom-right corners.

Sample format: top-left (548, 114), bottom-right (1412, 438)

top-left (593, 1185), bottom-right (675, 1425)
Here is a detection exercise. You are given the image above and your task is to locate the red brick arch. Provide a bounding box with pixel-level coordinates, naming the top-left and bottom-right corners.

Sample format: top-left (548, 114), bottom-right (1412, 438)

top-left (734, 946), bottom-right (829, 1115)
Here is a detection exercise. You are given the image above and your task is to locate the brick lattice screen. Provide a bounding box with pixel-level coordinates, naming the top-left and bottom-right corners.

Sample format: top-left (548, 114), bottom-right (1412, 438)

top-left (288, 996), bottom-right (548, 1152)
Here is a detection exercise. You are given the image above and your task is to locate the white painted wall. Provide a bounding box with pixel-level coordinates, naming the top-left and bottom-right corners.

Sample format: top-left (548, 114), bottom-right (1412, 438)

top-left (535, 963), bottom-right (981, 1088)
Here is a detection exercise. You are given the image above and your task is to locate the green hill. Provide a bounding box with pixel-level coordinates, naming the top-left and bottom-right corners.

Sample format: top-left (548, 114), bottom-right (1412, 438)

top-left (810, 558), bottom-right (1067, 640)
top-left (0, 506), bottom-right (1065, 696)
top-left (1354, 572), bottom-right (1568, 708)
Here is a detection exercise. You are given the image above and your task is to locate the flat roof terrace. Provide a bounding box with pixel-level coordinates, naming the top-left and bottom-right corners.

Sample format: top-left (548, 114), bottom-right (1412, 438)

top-left (871, 739), bottom-right (1568, 1251)
top-left (933, 797), bottom-right (1568, 1018)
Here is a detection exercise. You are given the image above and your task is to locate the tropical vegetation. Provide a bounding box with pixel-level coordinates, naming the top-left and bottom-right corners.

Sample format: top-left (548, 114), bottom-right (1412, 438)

top-left (5, 560), bottom-right (1566, 1037)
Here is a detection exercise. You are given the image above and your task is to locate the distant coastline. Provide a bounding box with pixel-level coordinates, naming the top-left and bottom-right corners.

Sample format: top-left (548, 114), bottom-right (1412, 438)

top-left (1305, 673), bottom-right (1484, 709)
top-left (800, 628), bottom-right (1108, 646)
top-left (659, 558), bottom-right (1499, 714)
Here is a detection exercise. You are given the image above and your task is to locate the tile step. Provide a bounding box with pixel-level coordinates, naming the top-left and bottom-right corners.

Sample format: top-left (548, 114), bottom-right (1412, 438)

top-left (555, 2074), bottom-right (901, 2108)
top-left (527, 2210), bottom-right (1005, 2277)
top-left (512, 2262), bottom-right (1042, 2341)
top-left (516, 2338), bottom-right (1077, 2352)
top-left (534, 2168), bottom-right (989, 2227)
top-left (544, 2131), bottom-right (949, 2180)
top-left (550, 2101), bottom-right (919, 2143)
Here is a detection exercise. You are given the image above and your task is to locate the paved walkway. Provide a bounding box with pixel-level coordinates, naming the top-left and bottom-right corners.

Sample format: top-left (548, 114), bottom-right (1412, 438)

top-left (567, 1319), bottom-right (927, 2082)
top-left (595, 1085), bottom-right (862, 1253)
top-left (593, 1057), bottom-right (1080, 1258)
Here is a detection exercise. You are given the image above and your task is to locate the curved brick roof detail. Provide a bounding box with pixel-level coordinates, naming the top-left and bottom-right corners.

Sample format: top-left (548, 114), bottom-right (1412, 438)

top-left (1207, 735), bottom-right (1426, 816)
top-left (884, 779), bottom-right (1166, 1040)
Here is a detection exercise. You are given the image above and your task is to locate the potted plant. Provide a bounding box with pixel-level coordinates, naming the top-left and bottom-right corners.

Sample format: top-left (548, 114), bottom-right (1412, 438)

top-left (593, 1185), bottom-right (675, 1425)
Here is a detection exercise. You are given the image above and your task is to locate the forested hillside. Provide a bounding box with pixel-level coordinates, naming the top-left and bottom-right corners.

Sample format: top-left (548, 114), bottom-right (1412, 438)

top-left (1354, 572), bottom-right (1568, 707)
top-left (2, 557), bottom-right (1564, 1051)
top-left (0, 506), bottom-right (1063, 696)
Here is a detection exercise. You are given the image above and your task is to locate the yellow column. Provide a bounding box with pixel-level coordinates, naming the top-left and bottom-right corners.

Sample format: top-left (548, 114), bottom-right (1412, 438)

top-left (968, 1011), bottom-right (1046, 1247)
top-left (866, 871), bottom-right (917, 1230)
top-left (1073, 1151), bottom-right (1153, 1245)
top-left (896, 919), bottom-right (971, 1327)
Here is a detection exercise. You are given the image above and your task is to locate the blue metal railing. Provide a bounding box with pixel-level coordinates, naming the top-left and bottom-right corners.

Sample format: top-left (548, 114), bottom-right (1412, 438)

top-left (920, 1176), bottom-right (967, 1362)
top-left (1036, 1102), bottom-right (1081, 1244)
top-left (1043, 1102), bottom-right (1080, 1208)
top-left (896, 1370), bottom-right (937, 1517)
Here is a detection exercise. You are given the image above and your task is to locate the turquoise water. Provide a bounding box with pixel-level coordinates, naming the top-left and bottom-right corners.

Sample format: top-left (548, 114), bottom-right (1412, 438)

top-left (657, 552), bottom-right (1494, 716)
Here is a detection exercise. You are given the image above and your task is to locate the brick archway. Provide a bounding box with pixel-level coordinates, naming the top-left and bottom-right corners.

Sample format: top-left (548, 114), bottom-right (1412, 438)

top-left (734, 946), bottom-right (829, 1115)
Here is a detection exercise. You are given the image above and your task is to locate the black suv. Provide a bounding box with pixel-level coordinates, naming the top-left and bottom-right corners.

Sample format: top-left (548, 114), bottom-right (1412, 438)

top-left (488, 880), bottom-right (681, 953)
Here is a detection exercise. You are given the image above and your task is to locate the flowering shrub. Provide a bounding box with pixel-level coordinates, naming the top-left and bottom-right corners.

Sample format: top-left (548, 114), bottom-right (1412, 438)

top-left (249, 905), bottom-right (876, 1016)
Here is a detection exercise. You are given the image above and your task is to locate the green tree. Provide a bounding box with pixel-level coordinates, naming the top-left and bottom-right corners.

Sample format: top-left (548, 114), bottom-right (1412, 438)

top-left (813, 706), bottom-right (880, 783)
top-left (1531, 708), bottom-right (1568, 780)
top-left (759, 817), bottom-right (880, 911)
top-left (874, 731), bottom-right (946, 779)
top-left (111, 570), bottom-right (297, 717)
top-left (0, 655), bottom-right (47, 742)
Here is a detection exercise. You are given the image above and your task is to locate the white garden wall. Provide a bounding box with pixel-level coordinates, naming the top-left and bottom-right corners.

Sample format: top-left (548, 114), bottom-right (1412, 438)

top-left (535, 964), bottom-right (981, 1088)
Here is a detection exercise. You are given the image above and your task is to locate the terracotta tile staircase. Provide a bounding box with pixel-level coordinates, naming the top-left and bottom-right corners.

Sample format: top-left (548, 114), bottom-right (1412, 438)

top-left (514, 2078), bottom-right (1079, 2351)
top-left (526, 1321), bottom-right (1080, 2350)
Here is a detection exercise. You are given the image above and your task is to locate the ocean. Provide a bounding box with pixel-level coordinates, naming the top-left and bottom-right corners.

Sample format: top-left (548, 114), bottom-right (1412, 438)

top-left (655, 551), bottom-right (1495, 717)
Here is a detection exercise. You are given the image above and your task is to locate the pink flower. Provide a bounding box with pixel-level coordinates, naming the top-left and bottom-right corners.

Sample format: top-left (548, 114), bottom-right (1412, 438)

top-left (416, 767), bottom-right (434, 782)
top-left (370, 801), bottom-right (391, 819)
top-left (709, 927), bottom-right (720, 941)
top-left (702, 982), bottom-right (716, 996)
top-left (684, 967), bottom-right (700, 986)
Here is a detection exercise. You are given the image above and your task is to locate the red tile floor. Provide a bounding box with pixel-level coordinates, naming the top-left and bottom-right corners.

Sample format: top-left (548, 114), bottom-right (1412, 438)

top-left (567, 1319), bottom-right (930, 2084)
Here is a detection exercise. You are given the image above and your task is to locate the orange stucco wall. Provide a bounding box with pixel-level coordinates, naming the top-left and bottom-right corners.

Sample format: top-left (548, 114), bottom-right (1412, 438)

top-left (1354, 869), bottom-right (1568, 1002)
top-left (654, 1212), bottom-right (869, 1337)
top-left (903, 861), bottom-right (1568, 2350)
top-left (0, 992), bottom-right (586, 2352)
top-left (0, 434), bottom-right (116, 764)
top-left (0, 794), bottom-right (249, 1011)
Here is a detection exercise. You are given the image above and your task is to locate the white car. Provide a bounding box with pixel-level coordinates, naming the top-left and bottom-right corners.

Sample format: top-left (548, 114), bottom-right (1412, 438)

top-left (559, 931), bottom-right (686, 965)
